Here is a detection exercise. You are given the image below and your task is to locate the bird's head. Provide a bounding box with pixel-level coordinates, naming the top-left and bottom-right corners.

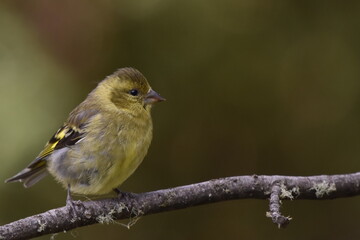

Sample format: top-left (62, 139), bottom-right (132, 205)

top-left (99, 68), bottom-right (165, 112)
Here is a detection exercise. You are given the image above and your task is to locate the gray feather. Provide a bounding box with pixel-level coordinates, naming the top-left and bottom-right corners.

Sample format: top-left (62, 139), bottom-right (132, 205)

top-left (23, 168), bottom-right (48, 188)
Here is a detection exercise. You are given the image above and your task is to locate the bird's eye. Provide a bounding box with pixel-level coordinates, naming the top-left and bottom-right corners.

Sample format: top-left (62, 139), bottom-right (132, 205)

top-left (129, 89), bottom-right (139, 96)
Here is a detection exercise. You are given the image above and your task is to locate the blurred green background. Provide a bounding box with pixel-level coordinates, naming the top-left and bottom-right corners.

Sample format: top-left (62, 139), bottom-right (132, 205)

top-left (1, 1), bottom-right (360, 239)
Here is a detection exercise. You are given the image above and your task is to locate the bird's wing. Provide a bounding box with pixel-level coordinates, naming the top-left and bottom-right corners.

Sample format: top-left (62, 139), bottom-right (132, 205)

top-left (5, 124), bottom-right (84, 185)
top-left (28, 106), bottom-right (100, 168)
top-left (27, 125), bottom-right (84, 168)
top-left (5, 107), bottom-right (99, 186)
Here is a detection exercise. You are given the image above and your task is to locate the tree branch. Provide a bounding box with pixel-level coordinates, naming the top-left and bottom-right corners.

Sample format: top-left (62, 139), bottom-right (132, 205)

top-left (266, 181), bottom-right (292, 228)
top-left (2, 172), bottom-right (360, 240)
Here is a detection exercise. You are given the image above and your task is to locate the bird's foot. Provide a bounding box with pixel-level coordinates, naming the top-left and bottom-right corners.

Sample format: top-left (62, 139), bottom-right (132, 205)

top-left (113, 188), bottom-right (137, 201)
top-left (66, 185), bottom-right (84, 219)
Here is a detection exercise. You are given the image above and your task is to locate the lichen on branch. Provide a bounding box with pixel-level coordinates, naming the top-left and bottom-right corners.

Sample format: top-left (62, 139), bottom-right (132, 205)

top-left (1, 172), bottom-right (360, 240)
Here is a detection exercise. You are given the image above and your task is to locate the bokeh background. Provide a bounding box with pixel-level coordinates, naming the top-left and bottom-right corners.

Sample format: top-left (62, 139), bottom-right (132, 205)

top-left (1, 1), bottom-right (360, 239)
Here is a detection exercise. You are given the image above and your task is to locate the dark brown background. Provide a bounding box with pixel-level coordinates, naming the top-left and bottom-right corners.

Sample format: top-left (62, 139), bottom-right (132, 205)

top-left (1, 1), bottom-right (360, 239)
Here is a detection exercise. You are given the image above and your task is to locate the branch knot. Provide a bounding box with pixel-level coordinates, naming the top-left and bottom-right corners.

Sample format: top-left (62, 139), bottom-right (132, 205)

top-left (267, 182), bottom-right (292, 228)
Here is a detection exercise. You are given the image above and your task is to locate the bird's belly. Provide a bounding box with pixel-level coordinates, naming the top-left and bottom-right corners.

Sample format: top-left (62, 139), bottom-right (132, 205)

top-left (48, 130), bottom-right (151, 195)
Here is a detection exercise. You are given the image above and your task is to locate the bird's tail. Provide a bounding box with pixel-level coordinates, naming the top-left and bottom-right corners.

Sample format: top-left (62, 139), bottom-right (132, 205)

top-left (5, 164), bottom-right (48, 188)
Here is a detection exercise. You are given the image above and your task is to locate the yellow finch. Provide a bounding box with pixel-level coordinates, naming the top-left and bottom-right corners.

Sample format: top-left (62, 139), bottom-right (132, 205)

top-left (5, 67), bottom-right (165, 199)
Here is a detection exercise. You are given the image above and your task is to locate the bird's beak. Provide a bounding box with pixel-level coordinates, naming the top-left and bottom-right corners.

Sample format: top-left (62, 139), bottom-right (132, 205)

top-left (144, 89), bottom-right (166, 104)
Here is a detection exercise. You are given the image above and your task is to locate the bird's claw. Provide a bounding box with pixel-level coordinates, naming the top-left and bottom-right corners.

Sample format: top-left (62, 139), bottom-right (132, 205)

top-left (113, 188), bottom-right (137, 201)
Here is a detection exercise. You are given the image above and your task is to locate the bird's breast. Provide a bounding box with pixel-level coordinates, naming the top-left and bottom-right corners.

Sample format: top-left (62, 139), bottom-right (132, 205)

top-left (78, 112), bottom-right (153, 194)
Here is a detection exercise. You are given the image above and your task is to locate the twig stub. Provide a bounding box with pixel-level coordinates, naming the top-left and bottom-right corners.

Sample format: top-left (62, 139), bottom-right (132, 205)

top-left (267, 182), bottom-right (292, 228)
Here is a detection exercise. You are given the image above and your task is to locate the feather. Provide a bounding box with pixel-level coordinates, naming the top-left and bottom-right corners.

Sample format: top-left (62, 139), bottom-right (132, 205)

top-left (5, 108), bottom-right (98, 187)
top-left (23, 168), bottom-right (48, 188)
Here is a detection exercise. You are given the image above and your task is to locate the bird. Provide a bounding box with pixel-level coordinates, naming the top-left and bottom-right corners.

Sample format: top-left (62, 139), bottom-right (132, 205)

top-left (5, 67), bottom-right (165, 204)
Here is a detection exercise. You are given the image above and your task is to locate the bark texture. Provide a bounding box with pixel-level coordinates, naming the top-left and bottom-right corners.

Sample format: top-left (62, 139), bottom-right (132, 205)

top-left (1, 173), bottom-right (360, 239)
